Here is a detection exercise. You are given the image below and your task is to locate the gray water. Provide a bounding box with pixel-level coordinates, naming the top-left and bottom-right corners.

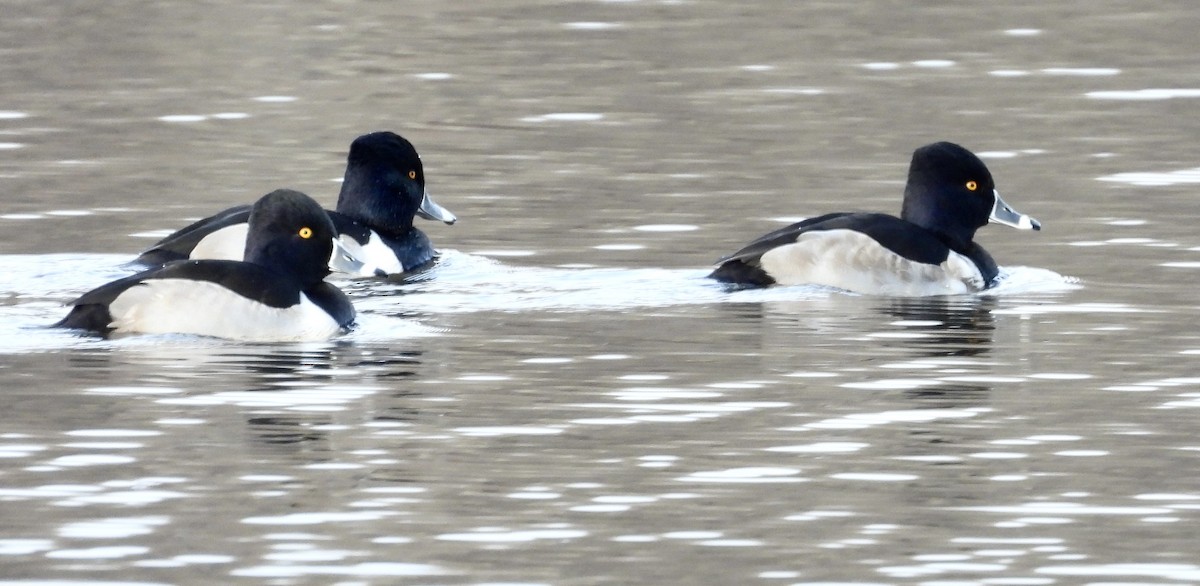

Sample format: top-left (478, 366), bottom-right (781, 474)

top-left (2, 1), bottom-right (1199, 584)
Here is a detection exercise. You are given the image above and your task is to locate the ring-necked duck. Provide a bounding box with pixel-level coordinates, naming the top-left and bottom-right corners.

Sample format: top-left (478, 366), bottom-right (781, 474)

top-left (134, 132), bottom-right (457, 276)
top-left (57, 189), bottom-right (362, 341)
top-left (709, 141), bottom-right (1041, 296)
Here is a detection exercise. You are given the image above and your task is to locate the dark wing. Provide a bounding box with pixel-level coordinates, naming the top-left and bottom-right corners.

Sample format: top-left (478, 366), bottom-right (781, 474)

top-left (715, 212), bottom-right (853, 264)
top-left (54, 268), bottom-right (160, 333)
top-left (709, 213), bottom-right (853, 286)
top-left (134, 205), bottom-right (253, 266)
top-left (55, 260), bottom-right (300, 335)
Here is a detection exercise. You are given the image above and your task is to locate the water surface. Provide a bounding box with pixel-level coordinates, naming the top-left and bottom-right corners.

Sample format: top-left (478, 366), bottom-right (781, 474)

top-left (2, 1), bottom-right (1199, 584)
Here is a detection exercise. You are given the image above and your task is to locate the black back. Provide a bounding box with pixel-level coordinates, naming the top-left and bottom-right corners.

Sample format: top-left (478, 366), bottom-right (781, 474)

top-left (135, 204), bottom-right (252, 265)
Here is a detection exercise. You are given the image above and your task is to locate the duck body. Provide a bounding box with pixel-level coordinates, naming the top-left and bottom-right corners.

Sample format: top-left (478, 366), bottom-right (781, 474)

top-left (709, 142), bottom-right (1040, 296)
top-left (58, 189), bottom-right (358, 341)
top-left (134, 132), bottom-right (455, 276)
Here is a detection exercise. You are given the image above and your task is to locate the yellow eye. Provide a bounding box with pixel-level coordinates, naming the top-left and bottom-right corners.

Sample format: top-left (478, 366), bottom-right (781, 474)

top-left (298, 227), bottom-right (313, 239)
top-left (408, 170), bottom-right (417, 180)
top-left (965, 180), bottom-right (978, 191)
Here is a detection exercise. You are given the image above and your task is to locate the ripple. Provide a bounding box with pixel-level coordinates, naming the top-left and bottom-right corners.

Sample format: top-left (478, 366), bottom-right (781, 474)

top-left (1042, 67), bottom-right (1120, 76)
top-left (508, 491), bottom-right (561, 500)
top-left (521, 357), bottom-right (573, 364)
top-left (610, 387), bottom-right (721, 401)
top-left (232, 562), bottom-right (446, 577)
top-left (159, 386), bottom-right (379, 409)
top-left (594, 243), bottom-right (645, 250)
top-left (564, 21), bottom-right (622, 30)
top-left (841, 378), bottom-right (941, 390)
top-left (67, 429), bottom-right (162, 438)
top-left (58, 516), bottom-right (169, 539)
top-left (1035, 563), bottom-right (1200, 580)
top-left (766, 442), bottom-right (869, 454)
top-left (242, 512), bottom-right (395, 525)
top-left (1087, 89), bottom-right (1200, 100)
top-left (46, 545), bottom-right (150, 559)
top-left (48, 454), bottom-right (137, 467)
top-left (801, 408), bottom-right (978, 430)
top-left (1098, 166), bottom-right (1200, 186)
top-left (85, 386), bottom-right (183, 396)
top-left (663, 530), bottom-right (723, 539)
top-left (992, 302), bottom-right (1143, 316)
top-left (521, 112), bottom-right (604, 123)
top-left (158, 114), bottom-right (207, 123)
top-left (829, 472), bottom-right (918, 482)
top-left (699, 539), bottom-right (762, 547)
top-left (0, 538), bottom-right (55, 555)
top-left (633, 224), bottom-right (699, 232)
top-left (959, 502), bottom-right (1172, 515)
top-left (677, 467), bottom-right (805, 484)
top-left (570, 504), bottom-right (630, 512)
top-left (436, 528), bottom-right (588, 542)
top-left (454, 426), bottom-right (564, 437)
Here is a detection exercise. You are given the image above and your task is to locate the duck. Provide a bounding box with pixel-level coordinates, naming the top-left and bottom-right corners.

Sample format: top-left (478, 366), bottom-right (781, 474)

top-left (708, 141), bottom-right (1041, 296)
top-left (134, 131), bottom-right (457, 276)
top-left (57, 189), bottom-right (363, 341)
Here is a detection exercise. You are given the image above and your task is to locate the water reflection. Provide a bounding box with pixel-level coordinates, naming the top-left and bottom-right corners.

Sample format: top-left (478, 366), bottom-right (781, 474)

top-left (874, 296), bottom-right (996, 358)
top-left (66, 341), bottom-right (426, 452)
top-left (872, 297), bottom-right (998, 406)
top-left (5, 0), bottom-right (1200, 581)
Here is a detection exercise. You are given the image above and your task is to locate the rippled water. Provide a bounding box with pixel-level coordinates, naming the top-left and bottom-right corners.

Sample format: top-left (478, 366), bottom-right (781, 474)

top-left (3, 1), bottom-right (1200, 584)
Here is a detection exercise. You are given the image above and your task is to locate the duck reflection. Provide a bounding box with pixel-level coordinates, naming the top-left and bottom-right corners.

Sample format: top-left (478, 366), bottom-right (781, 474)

top-left (740, 294), bottom-right (1003, 409)
top-left (874, 296), bottom-right (997, 358)
top-left (64, 340), bottom-right (426, 450)
top-left (873, 297), bottom-right (998, 408)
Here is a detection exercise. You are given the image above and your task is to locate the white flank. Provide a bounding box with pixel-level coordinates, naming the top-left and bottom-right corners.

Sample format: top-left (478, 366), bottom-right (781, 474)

top-left (190, 224), bottom-right (249, 261)
top-left (340, 233), bottom-right (404, 275)
top-left (758, 229), bottom-right (984, 296)
top-left (107, 279), bottom-right (343, 341)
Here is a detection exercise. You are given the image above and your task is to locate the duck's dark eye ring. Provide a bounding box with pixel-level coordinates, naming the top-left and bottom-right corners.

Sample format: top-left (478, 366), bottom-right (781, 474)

top-left (298, 227), bottom-right (313, 239)
top-left (408, 170), bottom-right (417, 180)
top-left (965, 180), bottom-right (978, 191)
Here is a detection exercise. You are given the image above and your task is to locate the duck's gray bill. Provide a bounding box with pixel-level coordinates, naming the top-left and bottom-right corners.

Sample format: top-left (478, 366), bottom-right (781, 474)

top-left (989, 190), bottom-right (1041, 231)
top-left (417, 190), bottom-right (457, 225)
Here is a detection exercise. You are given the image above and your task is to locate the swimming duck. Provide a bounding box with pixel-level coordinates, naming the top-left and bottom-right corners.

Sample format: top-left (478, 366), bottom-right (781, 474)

top-left (709, 142), bottom-right (1040, 296)
top-left (135, 132), bottom-right (456, 276)
top-left (58, 189), bottom-right (362, 341)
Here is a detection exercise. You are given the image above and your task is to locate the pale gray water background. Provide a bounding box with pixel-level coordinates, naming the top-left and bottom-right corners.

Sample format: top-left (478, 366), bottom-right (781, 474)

top-left (1, 1), bottom-right (1199, 584)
